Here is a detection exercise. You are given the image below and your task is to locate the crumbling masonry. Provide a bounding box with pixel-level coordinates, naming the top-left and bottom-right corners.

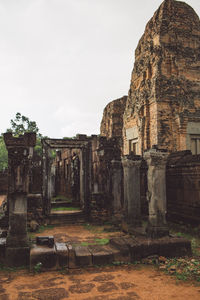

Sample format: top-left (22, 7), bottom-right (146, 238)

top-left (0, 0), bottom-right (199, 267)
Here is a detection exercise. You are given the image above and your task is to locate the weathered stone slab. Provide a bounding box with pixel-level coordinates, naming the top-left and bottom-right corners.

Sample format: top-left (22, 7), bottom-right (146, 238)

top-left (66, 243), bottom-right (77, 269)
top-left (158, 237), bottom-right (192, 258)
top-left (55, 243), bottom-right (68, 267)
top-left (0, 238), bottom-right (6, 258)
top-left (139, 239), bottom-right (160, 258)
top-left (109, 237), bottom-right (131, 262)
top-left (30, 245), bottom-right (57, 270)
top-left (122, 237), bottom-right (142, 261)
top-left (36, 236), bottom-right (54, 247)
top-left (6, 247), bottom-right (30, 267)
top-left (74, 245), bottom-right (92, 266)
top-left (102, 244), bottom-right (127, 263)
top-left (89, 245), bottom-right (113, 265)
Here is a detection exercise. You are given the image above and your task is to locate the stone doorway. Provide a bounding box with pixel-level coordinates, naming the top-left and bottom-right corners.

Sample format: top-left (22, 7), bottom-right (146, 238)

top-left (42, 137), bottom-right (91, 218)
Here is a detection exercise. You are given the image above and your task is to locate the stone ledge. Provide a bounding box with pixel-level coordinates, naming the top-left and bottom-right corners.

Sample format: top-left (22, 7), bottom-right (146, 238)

top-left (28, 236), bottom-right (192, 271)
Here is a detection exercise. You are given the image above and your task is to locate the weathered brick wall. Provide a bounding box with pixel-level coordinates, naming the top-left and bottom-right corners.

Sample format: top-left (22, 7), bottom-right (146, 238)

top-left (123, 0), bottom-right (200, 155)
top-left (90, 136), bottom-right (122, 222)
top-left (167, 151), bottom-right (200, 224)
top-left (100, 96), bottom-right (127, 139)
top-left (0, 170), bottom-right (8, 194)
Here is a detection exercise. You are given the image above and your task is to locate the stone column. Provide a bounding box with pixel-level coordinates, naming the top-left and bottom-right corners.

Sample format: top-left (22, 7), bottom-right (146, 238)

top-left (111, 160), bottom-right (123, 214)
top-left (144, 150), bottom-right (169, 238)
top-left (42, 145), bottom-right (52, 215)
top-left (122, 156), bottom-right (142, 227)
top-left (4, 132), bottom-right (36, 266)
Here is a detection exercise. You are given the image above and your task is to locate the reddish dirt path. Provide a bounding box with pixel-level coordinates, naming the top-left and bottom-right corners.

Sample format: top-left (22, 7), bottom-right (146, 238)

top-left (1, 265), bottom-right (200, 300)
top-left (33, 224), bottom-right (126, 244)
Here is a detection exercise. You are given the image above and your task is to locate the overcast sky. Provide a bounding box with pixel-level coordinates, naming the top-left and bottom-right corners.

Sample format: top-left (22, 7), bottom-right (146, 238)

top-left (0, 0), bottom-right (199, 138)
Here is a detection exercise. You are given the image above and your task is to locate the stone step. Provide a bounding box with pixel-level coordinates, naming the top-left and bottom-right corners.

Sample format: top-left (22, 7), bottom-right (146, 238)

top-left (47, 211), bottom-right (86, 225)
top-left (51, 201), bottom-right (80, 208)
top-left (29, 236), bottom-right (192, 272)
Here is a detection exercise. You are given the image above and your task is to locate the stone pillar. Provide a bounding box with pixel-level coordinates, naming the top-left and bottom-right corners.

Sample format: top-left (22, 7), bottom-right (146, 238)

top-left (4, 132), bottom-right (36, 266)
top-left (111, 160), bottom-right (123, 214)
top-left (122, 156), bottom-right (142, 227)
top-left (42, 145), bottom-right (52, 215)
top-left (144, 150), bottom-right (169, 238)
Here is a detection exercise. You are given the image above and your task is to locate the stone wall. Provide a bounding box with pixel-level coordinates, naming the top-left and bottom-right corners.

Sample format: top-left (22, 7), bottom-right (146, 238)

top-left (167, 151), bottom-right (200, 224)
top-left (100, 96), bottom-right (127, 139)
top-left (29, 152), bottom-right (42, 194)
top-left (123, 0), bottom-right (200, 155)
top-left (0, 170), bottom-right (8, 194)
top-left (55, 148), bottom-right (77, 198)
top-left (90, 136), bottom-right (122, 222)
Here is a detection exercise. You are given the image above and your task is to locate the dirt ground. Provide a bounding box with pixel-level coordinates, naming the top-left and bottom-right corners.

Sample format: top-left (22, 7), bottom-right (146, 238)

top-left (0, 213), bottom-right (199, 299)
top-left (0, 224), bottom-right (195, 299)
top-left (33, 224), bottom-right (126, 244)
top-left (0, 195), bottom-right (6, 207)
top-left (1, 264), bottom-right (200, 300)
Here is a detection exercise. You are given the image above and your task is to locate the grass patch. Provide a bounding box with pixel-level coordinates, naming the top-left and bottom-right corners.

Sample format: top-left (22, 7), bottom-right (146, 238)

top-left (51, 195), bottom-right (72, 203)
top-left (83, 222), bottom-right (119, 234)
top-left (28, 224), bottom-right (55, 241)
top-left (81, 238), bottom-right (109, 247)
top-left (83, 223), bottom-right (104, 234)
top-left (37, 224), bottom-right (55, 233)
top-left (169, 222), bottom-right (200, 256)
top-left (0, 264), bottom-right (27, 272)
top-left (51, 206), bottom-right (80, 211)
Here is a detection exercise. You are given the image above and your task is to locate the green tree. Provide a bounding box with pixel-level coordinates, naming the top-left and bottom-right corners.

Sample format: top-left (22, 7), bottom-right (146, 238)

top-left (0, 113), bottom-right (44, 170)
top-left (7, 112), bottom-right (39, 136)
top-left (0, 135), bottom-right (8, 171)
top-left (6, 112), bottom-right (43, 156)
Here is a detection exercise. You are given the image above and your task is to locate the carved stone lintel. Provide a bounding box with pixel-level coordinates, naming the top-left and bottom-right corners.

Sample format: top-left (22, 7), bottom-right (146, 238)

top-left (144, 150), bottom-right (168, 168)
top-left (122, 156), bottom-right (142, 168)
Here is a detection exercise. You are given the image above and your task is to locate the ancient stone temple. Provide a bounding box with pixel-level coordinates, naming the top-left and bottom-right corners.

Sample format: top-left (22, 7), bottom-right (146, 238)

top-left (100, 96), bottom-right (127, 139)
top-left (123, 0), bottom-right (200, 155)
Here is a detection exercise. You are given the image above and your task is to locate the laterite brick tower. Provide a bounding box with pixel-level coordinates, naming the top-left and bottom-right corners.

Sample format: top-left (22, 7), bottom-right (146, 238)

top-left (123, 0), bottom-right (200, 155)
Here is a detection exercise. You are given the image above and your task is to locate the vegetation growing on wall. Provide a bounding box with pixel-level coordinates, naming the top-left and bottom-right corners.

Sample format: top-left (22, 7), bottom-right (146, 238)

top-left (0, 135), bottom-right (8, 171)
top-left (0, 112), bottom-right (45, 170)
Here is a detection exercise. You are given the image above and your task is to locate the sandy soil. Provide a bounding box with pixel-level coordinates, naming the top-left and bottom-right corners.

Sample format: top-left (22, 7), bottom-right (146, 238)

top-left (3, 224), bottom-right (195, 299)
top-left (0, 265), bottom-right (200, 300)
top-left (0, 195), bottom-right (6, 207)
top-left (34, 224), bottom-right (126, 244)
top-left (1, 216), bottom-right (199, 299)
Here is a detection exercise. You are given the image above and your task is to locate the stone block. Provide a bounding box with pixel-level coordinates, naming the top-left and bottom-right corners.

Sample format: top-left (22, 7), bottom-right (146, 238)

top-left (30, 245), bottom-right (57, 270)
top-left (74, 245), bottom-right (92, 266)
top-left (158, 237), bottom-right (192, 258)
top-left (0, 238), bottom-right (6, 263)
top-left (89, 245), bottom-right (113, 265)
top-left (6, 247), bottom-right (30, 267)
top-left (36, 236), bottom-right (54, 247)
top-left (55, 243), bottom-right (68, 267)
top-left (9, 213), bottom-right (27, 235)
top-left (109, 237), bottom-right (131, 262)
top-left (66, 243), bottom-right (77, 269)
top-left (122, 237), bottom-right (142, 261)
top-left (103, 244), bottom-right (125, 263)
top-left (139, 239), bottom-right (160, 258)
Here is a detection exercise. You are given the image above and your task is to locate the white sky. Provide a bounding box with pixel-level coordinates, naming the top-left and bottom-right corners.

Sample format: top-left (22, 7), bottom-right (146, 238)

top-left (0, 0), bottom-right (199, 138)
